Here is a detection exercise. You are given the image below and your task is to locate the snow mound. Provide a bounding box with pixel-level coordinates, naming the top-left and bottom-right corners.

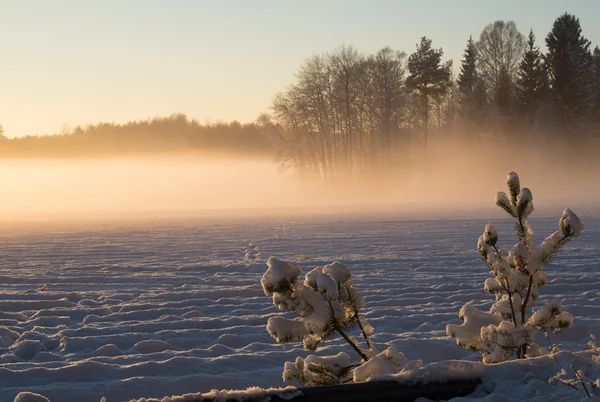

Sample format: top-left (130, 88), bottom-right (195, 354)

top-left (92, 344), bottom-right (123, 357)
top-left (10, 339), bottom-right (46, 360)
top-left (375, 359), bottom-right (485, 384)
top-left (182, 310), bottom-right (204, 318)
top-left (0, 326), bottom-right (21, 347)
top-left (14, 392), bottom-right (50, 402)
top-left (353, 347), bottom-right (409, 382)
top-left (133, 340), bottom-right (172, 354)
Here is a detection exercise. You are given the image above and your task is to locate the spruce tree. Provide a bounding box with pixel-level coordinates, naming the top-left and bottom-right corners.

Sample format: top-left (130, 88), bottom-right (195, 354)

top-left (447, 172), bottom-right (583, 363)
top-left (515, 30), bottom-right (547, 124)
top-left (457, 36), bottom-right (488, 136)
top-left (457, 36), bottom-right (477, 93)
top-left (592, 46), bottom-right (600, 128)
top-left (545, 13), bottom-right (594, 131)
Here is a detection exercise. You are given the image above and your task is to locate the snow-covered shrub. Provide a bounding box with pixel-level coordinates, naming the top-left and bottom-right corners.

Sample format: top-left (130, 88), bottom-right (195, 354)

top-left (262, 257), bottom-right (390, 385)
top-left (447, 172), bottom-right (583, 363)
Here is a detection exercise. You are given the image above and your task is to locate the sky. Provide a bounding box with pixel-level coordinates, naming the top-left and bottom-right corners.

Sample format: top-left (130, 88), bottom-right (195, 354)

top-left (1, 0), bottom-right (599, 138)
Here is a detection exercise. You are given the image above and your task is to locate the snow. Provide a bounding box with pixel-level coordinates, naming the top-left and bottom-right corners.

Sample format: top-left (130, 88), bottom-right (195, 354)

top-left (446, 304), bottom-right (503, 350)
top-left (541, 230), bottom-right (564, 257)
top-left (13, 393), bottom-right (50, 402)
top-left (261, 257), bottom-right (301, 294)
top-left (527, 298), bottom-right (574, 330)
top-left (316, 273), bottom-right (339, 300)
top-left (506, 172), bottom-right (520, 192)
top-left (495, 192), bottom-right (514, 216)
top-left (130, 386), bottom-right (301, 402)
top-left (482, 224), bottom-right (498, 246)
top-left (0, 213), bottom-right (599, 401)
top-left (266, 317), bottom-right (306, 343)
top-left (322, 261), bottom-right (352, 284)
top-left (519, 188), bottom-right (533, 203)
top-left (282, 352), bottom-right (355, 385)
top-left (303, 266), bottom-right (322, 290)
top-left (560, 208), bottom-right (584, 237)
top-left (302, 352), bottom-right (353, 382)
top-left (517, 188), bottom-right (534, 217)
top-left (353, 347), bottom-right (410, 382)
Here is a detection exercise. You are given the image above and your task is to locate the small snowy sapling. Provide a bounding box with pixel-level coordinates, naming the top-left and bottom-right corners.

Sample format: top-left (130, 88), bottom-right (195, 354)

top-left (447, 172), bottom-right (583, 363)
top-left (261, 257), bottom-right (417, 385)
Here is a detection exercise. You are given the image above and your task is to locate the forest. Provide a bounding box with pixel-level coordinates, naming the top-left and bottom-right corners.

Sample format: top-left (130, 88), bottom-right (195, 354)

top-left (0, 115), bottom-right (270, 157)
top-left (2, 12), bottom-right (599, 182)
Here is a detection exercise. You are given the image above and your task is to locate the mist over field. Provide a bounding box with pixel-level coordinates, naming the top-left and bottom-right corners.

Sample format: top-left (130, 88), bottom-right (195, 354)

top-left (1, 136), bottom-right (599, 224)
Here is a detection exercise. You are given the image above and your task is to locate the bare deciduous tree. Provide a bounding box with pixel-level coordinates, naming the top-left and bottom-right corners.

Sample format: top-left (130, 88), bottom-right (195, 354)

top-left (477, 21), bottom-right (526, 113)
top-left (265, 46), bottom-right (410, 184)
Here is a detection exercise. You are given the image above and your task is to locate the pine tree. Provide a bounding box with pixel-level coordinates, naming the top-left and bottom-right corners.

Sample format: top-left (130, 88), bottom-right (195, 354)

top-left (262, 258), bottom-right (420, 385)
top-left (545, 13), bottom-right (594, 132)
top-left (592, 46), bottom-right (600, 128)
top-left (261, 258), bottom-right (373, 385)
top-left (447, 172), bottom-right (583, 363)
top-left (515, 30), bottom-right (547, 124)
top-left (406, 37), bottom-right (452, 148)
top-left (456, 36), bottom-right (488, 136)
top-left (457, 36), bottom-right (477, 93)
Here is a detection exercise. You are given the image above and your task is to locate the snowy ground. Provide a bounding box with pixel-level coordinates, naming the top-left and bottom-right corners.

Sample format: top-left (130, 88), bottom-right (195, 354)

top-left (0, 212), bottom-right (599, 401)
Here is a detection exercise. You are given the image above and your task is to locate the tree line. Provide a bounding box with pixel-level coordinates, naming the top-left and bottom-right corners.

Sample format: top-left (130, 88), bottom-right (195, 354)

top-left (0, 115), bottom-right (271, 157)
top-left (260, 13), bottom-right (600, 183)
top-left (1, 12), bottom-right (598, 180)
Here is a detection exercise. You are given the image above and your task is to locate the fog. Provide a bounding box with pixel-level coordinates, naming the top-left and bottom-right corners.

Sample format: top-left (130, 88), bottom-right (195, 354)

top-left (1, 141), bottom-right (599, 224)
top-left (0, 155), bottom-right (301, 222)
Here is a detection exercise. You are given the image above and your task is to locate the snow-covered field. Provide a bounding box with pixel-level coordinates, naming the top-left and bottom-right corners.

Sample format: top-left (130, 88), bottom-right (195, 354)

top-left (1, 212), bottom-right (599, 401)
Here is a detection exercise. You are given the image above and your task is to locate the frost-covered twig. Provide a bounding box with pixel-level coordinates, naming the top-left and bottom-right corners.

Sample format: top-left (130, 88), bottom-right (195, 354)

top-left (571, 364), bottom-right (591, 398)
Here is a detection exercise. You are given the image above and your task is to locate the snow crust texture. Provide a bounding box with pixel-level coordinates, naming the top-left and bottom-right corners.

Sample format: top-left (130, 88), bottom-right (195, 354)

top-left (0, 215), bottom-right (599, 401)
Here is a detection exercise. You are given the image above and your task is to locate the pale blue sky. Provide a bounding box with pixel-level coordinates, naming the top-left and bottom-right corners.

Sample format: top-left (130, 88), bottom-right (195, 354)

top-left (1, 0), bottom-right (599, 137)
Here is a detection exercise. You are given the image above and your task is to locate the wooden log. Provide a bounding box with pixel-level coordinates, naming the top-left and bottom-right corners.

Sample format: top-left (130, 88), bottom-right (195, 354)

top-left (200, 379), bottom-right (482, 402)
